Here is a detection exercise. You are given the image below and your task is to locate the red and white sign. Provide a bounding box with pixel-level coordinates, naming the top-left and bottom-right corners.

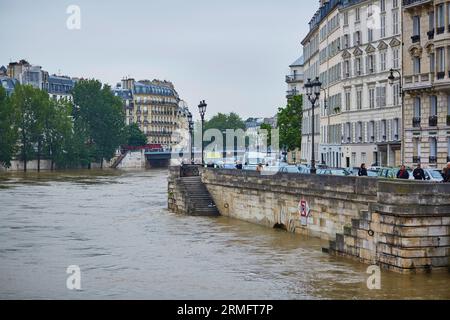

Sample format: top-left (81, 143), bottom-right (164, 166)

top-left (299, 199), bottom-right (310, 218)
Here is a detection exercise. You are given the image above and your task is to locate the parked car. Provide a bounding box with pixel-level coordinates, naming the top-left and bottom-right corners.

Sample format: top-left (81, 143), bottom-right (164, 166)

top-left (377, 167), bottom-right (413, 180)
top-left (279, 165), bottom-right (303, 174)
top-left (423, 169), bottom-right (444, 182)
top-left (317, 168), bottom-right (352, 176)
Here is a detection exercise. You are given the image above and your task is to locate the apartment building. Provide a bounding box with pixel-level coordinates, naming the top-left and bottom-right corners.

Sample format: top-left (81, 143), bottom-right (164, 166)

top-left (286, 55), bottom-right (305, 99)
top-left (300, 0), bottom-right (402, 167)
top-left (402, 0), bottom-right (450, 169)
top-left (340, 0), bottom-right (402, 167)
top-left (7, 59), bottom-right (48, 90)
top-left (120, 78), bottom-right (188, 149)
top-left (301, 1), bottom-right (322, 164)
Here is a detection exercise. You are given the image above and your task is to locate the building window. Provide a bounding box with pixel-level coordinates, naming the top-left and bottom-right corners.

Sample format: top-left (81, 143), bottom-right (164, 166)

top-left (376, 85), bottom-right (386, 107)
top-left (413, 57), bottom-right (421, 74)
top-left (430, 95), bottom-right (438, 117)
top-left (393, 10), bottom-right (399, 34)
top-left (369, 87), bottom-right (375, 109)
top-left (369, 121), bottom-right (375, 142)
top-left (357, 88), bottom-right (363, 110)
top-left (381, 15), bottom-right (386, 38)
top-left (393, 118), bottom-right (399, 140)
top-left (430, 52), bottom-right (436, 73)
top-left (381, 120), bottom-right (387, 141)
top-left (355, 57), bottom-right (362, 75)
top-left (356, 122), bottom-right (363, 142)
top-left (430, 137), bottom-right (438, 163)
top-left (380, 51), bottom-right (387, 71)
top-left (437, 47), bottom-right (445, 79)
top-left (344, 12), bottom-right (349, 26)
top-left (345, 90), bottom-right (351, 111)
top-left (437, 4), bottom-right (445, 32)
top-left (393, 84), bottom-right (400, 106)
top-left (355, 7), bottom-right (360, 22)
top-left (393, 48), bottom-right (400, 69)
top-left (413, 138), bottom-right (421, 163)
top-left (413, 16), bottom-right (421, 37)
top-left (380, 0), bottom-right (386, 12)
top-left (354, 31), bottom-right (361, 46)
top-left (368, 28), bottom-right (373, 43)
top-left (367, 55), bottom-right (375, 73)
top-left (448, 138), bottom-right (450, 161)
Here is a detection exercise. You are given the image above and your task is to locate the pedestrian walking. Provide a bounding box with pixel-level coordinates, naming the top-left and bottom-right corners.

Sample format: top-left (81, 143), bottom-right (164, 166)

top-left (358, 163), bottom-right (368, 177)
top-left (397, 165), bottom-right (410, 179)
top-left (412, 164), bottom-right (426, 180)
top-left (443, 162), bottom-right (450, 183)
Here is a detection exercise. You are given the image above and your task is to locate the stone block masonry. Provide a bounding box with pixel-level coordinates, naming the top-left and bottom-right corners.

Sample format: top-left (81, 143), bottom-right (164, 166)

top-left (197, 168), bottom-right (450, 273)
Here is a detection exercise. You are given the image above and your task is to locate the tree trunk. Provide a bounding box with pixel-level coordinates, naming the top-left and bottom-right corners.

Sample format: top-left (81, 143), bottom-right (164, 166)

top-left (37, 139), bottom-right (41, 172)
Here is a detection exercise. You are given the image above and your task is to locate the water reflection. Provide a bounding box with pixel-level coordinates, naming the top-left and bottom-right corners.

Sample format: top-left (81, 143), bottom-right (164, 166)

top-left (0, 169), bottom-right (449, 300)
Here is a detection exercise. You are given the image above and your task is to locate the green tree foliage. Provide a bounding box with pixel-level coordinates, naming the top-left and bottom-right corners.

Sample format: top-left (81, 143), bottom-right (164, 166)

top-left (126, 123), bottom-right (148, 147)
top-left (0, 87), bottom-right (18, 168)
top-left (204, 112), bottom-right (246, 132)
top-left (72, 80), bottom-right (126, 168)
top-left (10, 84), bottom-right (49, 171)
top-left (277, 95), bottom-right (303, 152)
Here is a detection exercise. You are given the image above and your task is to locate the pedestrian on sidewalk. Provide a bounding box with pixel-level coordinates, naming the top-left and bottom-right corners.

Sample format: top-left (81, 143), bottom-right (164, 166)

top-left (397, 165), bottom-right (410, 179)
top-left (413, 163), bottom-right (426, 180)
top-left (358, 163), bottom-right (368, 177)
top-left (257, 163), bottom-right (264, 173)
top-left (443, 162), bottom-right (450, 182)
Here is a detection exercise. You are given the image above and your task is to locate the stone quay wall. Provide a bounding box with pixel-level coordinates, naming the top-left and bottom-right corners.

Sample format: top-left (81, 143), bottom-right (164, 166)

top-left (200, 168), bottom-right (450, 273)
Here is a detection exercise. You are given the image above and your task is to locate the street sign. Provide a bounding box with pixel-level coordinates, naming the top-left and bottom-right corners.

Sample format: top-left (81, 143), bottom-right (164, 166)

top-left (299, 199), bottom-right (310, 218)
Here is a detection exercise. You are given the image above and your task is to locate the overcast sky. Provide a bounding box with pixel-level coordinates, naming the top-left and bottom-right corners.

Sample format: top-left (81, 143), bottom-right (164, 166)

top-left (0, 0), bottom-right (317, 120)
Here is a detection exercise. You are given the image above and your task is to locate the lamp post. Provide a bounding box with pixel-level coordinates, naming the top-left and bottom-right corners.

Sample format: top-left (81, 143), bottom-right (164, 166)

top-left (305, 77), bottom-right (322, 174)
top-left (388, 68), bottom-right (404, 165)
top-left (187, 112), bottom-right (194, 164)
top-left (198, 100), bottom-right (207, 165)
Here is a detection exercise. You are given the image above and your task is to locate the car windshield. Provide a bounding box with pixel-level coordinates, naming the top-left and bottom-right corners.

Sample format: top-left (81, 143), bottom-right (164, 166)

top-left (430, 170), bottom-right (443, 179)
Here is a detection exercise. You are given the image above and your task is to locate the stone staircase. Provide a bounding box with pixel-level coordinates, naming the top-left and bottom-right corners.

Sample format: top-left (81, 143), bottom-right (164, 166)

top-left (179, 176), bottom-right (220, 216)
top-left (111, 151), bottom-right (128, 169)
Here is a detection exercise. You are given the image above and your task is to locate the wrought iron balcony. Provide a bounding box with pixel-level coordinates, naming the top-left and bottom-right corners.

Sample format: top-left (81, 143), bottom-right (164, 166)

top-left (286, 89), bottom-right (299, 98)
top-left (429, 115), bottom-right (438, 127)
top-left (403, 0), bottom-right (433, 8)
top-left (427, 29), bottom-right (434, 40)
top-left (413, 117), bottom-right (421, 128)
top-left (437, 26), bottom-right (445, 35)
top-left (437, 71), bottom-right (445, 80)
top-left (413, 156), bottom-right (421, 164)
top-left (429, 156), bottom-right (437, 164)
top-left (286, 74), bottom-right (304, 83)
top-left (411, 35), bottom-right (420, 43)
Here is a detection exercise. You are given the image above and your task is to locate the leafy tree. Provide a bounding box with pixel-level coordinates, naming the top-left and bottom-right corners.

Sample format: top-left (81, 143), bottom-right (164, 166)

top-left (126, 123), bottom-right (148, 147)
top-left (0, 87), bottom-right (18, 168)
top-left (10, 84), bottom-right (49, 171)
top-left (42, 99), bottom-right (75, 170)
top-left (277, 95), bottom-right (303, 152)
top-left (204, 112), bottom-right (246, 132)
top-left (72, 80), bottom-right (126, 168)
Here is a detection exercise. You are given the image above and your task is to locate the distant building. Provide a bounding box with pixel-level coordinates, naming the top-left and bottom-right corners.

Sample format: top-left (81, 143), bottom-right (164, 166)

top-left (46, 75), bottom-right (76, 101)
top-left (119, 78), bottom-right (189, 149)
top-left (286, 55), bottom-right (305, 100)
top-left (7, 59), bottom-right (47, 90)
top-left (0, 76), bottom-right (18, 96)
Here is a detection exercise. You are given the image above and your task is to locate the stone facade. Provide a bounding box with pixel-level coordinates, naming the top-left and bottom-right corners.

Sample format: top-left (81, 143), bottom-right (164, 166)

top-left (198, 168), bottom-right (450, 273)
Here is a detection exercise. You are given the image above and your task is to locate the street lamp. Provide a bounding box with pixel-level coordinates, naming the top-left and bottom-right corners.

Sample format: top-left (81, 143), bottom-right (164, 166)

top-left (198, 100), bottom-right (207, 165)
top-left (388, 68), bottom-right (404, 165)
top-left (305, 77), bottom-right (322, 174)
top-left (187, 112), bottom-right (194, 164)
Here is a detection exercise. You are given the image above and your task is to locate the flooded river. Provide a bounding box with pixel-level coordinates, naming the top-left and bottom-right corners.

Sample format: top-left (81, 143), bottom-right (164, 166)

top-left (0, 169), bottom-right (449, 299)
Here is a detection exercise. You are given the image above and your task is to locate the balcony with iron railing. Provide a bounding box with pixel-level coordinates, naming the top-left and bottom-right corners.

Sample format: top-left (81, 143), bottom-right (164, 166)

top-left (286, 88), bottom-right (299, 98)
top-left (427, 29), bottom-right (434, 40)
top-left (286, 74), bottom-right (304, 83)
top-left (411, 35), bottom-right (420, 43)
top-left (413, 156), bottom-right (421, 164)
top-left (403, 0), bottom-right (433, 9)
top-left (413, 117), bottom-right (421, 128)
top-left (429, 156), bottom-right (437, 164)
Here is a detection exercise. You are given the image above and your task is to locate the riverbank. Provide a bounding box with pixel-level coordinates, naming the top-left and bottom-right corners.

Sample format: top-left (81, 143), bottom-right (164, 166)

top-left (1, 169), bottom-right (450, 299)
